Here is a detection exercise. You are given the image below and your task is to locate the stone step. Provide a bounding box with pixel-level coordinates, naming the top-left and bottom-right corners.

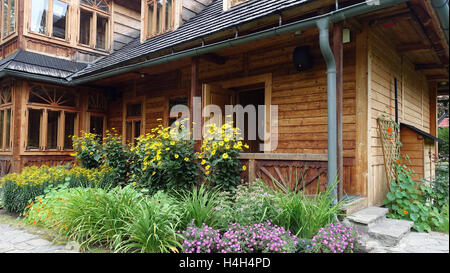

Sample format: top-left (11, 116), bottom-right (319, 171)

top-left (345, 206), bottom-right (388, 233)
top-left (368, 218), bottom-right (414, 247)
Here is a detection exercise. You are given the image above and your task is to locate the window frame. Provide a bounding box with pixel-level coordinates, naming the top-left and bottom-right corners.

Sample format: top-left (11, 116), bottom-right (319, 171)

top-left (145, 0), bottom-right (176, 39)
top-left (28, 0), bottom-right (70, 42)
top-left (87, 91), bottom-right (108, 138)
top-left (25, 83), bottom-right (80, 152)
top-left (0, 82), bottom-right (13, 152)
top-left (78, 0), bottom-right (111, 51)
top-left (123, 99), bottom-right (144, 145)
top-left (0, 0), bottom-right (17, 42)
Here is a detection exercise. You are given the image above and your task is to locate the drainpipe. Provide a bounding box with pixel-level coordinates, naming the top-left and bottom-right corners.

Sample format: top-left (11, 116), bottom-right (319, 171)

top-left (431, 0), bottom-right (449, 43)
top-left (317, 18), bottom-right (338, 206)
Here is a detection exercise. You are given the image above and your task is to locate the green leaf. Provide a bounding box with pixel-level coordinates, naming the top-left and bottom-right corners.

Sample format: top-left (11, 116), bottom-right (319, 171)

top-left (387, 192), bottom-right (396, 201)
top-left (410, 213), bottom-right (419, 221)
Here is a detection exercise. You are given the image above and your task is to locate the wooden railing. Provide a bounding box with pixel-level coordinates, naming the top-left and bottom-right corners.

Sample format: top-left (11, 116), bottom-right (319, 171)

top-left (239, 153), bottom-right (329, 194)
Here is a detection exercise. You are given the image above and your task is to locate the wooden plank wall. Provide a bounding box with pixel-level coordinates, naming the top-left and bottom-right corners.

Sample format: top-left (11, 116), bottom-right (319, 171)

top-left (368, 27), bottom-right (433, 205)
top-left (107, 30), bottom-right (361, 195)
top-left (113, 3), bottom-right (141, 51)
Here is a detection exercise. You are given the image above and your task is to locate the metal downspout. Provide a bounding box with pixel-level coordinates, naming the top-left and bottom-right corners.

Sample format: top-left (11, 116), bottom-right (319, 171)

top-left (431, 0), bottom-right (449, 43)
top-left (317, 18), bottom-right (338, 206)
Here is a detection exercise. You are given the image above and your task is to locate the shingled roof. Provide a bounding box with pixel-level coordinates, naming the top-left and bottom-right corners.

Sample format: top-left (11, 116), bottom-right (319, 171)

top-left (72, 0), bottom-right (311, 78)
top-left (0, 50), bottom-right (87, 79)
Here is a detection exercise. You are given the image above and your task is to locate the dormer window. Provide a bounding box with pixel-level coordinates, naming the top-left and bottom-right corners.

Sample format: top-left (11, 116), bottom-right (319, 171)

top-left (146, 0), bottom-right (174, 38)
top-left (79, 0), bottom-right (111, 50)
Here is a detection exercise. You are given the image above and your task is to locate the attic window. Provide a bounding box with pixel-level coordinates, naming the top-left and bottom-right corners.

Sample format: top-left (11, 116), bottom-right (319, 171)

top-left (223, 0), bottom-right (249, 11)
top-left (146, 0), bottom-right (174, 38)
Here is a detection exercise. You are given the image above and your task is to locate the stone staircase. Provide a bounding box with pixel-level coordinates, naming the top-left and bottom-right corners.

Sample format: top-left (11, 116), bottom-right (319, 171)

top-left (344, 206), bottom-right (414, 252)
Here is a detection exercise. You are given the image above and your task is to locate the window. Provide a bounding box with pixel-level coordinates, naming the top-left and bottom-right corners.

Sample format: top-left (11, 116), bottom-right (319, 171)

top-left (79, 9), bottom-right (92, 46)
top-left (30, 0), bottom-right (68, 40)
top-left (52, 0), bottom-right (68, 39)
top-left (125, 103), bottom-right (142, 144)
top-left (88, 92), bottom-right (107, 138)
top-left (147, 0), bottom-right (174, 38)
top-left (223, 0), bottom-right (248, 11)
top-left (0, 83), bottom-right (12, 151)
top-left (26, 84), bottom-right (79, 151)
top-left (1, 0), bottom-right (16, 39)
top-left (79, 0), bottom-right (110, 50)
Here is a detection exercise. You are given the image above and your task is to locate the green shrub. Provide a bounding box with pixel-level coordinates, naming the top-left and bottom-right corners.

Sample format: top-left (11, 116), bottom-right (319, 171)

top-left (115, 191), bottom-right (183, 253)
top-left (201, 120), bottom-right (248, 191)
top-left (218, 180), bottom-right (280, 227)
top-left (438, 127), bottom-right (449, 161)
top-left (0, 165), bottom-right (115, 213)
top-left (101, 131), bottom-right (130, 184)
top-left (72, 132), bottom-right (103, 169)
top-left (384, 157), bottom-right (444, 232)
top-left (436, 203), bottom-right (449, 234)
top-left (429, 165), bottom-right (449, 211)
top-left (129, 121), bottom-right (200, 193)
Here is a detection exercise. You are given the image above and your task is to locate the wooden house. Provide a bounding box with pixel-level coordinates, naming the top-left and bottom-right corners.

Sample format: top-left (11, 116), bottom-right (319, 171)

top-left (0, 0), bottom-right (448, 210)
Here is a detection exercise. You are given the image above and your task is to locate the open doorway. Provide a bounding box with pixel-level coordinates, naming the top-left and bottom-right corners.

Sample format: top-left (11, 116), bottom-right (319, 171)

top-left (202, 73), bottom-right (272, 154)
top-left (232, 86), bottom-right (265, 153)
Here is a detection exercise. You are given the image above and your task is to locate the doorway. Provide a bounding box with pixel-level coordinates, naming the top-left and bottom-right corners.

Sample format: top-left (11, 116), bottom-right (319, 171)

top-left (233, 86), bottom-right (265, 153)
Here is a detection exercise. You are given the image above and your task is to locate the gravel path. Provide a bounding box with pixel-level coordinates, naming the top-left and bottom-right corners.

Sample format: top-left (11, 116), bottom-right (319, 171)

top-left (0, 223), bottom-right (79, 253)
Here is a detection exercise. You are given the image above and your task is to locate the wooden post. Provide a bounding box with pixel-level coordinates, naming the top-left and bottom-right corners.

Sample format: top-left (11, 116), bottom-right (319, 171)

top-left (190, 57), bottom-right (201, 152)
top-left (333, 22), bottom-right (344, 201)
top-left (355, 22), bottom-right (370, 204)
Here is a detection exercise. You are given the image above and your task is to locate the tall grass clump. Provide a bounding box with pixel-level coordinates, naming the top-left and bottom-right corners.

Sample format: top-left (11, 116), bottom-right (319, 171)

top-left (115, 191), bottom-right (183, 253)
top-left (270, 176), bottom-right (344, 239)
top-left (55, 185), bottom-right (143, 250)
top-left (175, 184), bottom-right (223, 230)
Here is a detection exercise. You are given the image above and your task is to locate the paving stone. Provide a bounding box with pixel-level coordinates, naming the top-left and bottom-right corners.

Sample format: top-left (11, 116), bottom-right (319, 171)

top-left (368, 218), bottom-right (414, 247)
top-left (0, 223), bottom-right (80, 253)
top-left (347, 207), bottom-right (388, 225)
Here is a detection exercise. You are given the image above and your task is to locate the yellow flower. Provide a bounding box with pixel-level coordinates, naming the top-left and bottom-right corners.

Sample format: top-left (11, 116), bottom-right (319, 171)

top-left (244, 144), bottom-right (249, 149)
top-left (222, 153), bottom-right (229, 159)
top-left (211, 150), bottom-right (216, 156)
top-left (184, 157), bottom-right (190, 162)
top-left (242, 165), bottom-right (247, 171)
top-left (219, 141), bottom-right (224, 147)
top-left (201, 160), bottom-right (206, 165)
top-left (174, 154), bottom-right (179, 159)
top-left (205, 165), bottom-right (210, 171)
top-left (205, 171), bottom-right (210, 175)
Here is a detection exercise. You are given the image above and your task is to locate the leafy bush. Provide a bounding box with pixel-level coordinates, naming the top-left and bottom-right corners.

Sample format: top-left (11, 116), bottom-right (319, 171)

top-left (115, 191), bottom-right (183, 253)
top-left (101, 131), bottom-right (130, 185)
top-left (1, 165), bottom-right (115, 213)
top-left (428, 165), bottom-right (449, 211)
top-left (436, 203), bottom-right (449, 234)
top-left (215, 180), bottom-right (280, 227)
top-left (310, 223), bottom-right (362, 253)
top-left (180, 221), bottom-right (298, 253)
top-left (72, 132), bottom-right (103, 169)
top-left (129, 121), bottom-right (200, 193)
top-left (438, 127), bottom-right (449, 161)
top-left (384, 158), bottom-right (444, 232)
top-left (201, 121), bottom-right (248, 191)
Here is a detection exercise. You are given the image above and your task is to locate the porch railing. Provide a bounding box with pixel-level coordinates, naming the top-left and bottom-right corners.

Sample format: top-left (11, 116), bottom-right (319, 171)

top-left (239, 153), bottom-right (328, 194)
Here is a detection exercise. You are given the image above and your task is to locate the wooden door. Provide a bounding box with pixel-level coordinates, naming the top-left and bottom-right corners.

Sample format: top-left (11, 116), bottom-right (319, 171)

top-left (202, 84), bottom-right (233, 134)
